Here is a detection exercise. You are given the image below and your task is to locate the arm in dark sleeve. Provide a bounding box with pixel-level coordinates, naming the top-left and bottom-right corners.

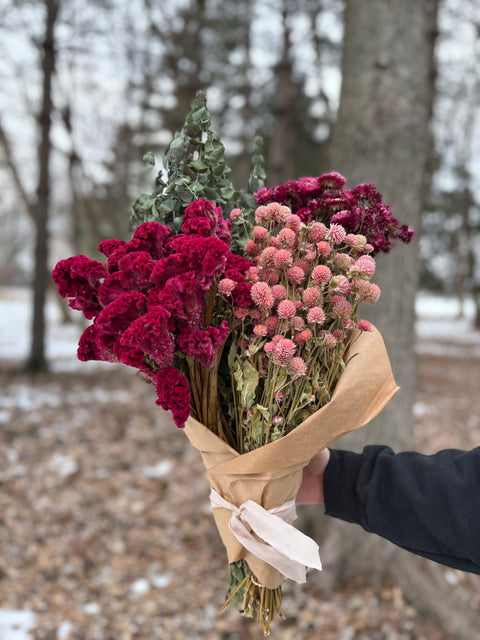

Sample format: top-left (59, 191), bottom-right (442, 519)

top-left (323, 445), bottom-right (480, 574)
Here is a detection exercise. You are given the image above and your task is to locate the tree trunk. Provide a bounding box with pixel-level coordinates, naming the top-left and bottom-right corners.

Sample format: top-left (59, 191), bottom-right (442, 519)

top-left (307, 0), bottom-right (438, 581)
top-left (27, 0), bottom-right (59, 373)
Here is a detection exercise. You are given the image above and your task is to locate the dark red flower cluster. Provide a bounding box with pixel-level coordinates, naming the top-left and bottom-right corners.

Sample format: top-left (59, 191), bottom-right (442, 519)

top-left (254, 173), bottom-right (414, 255)
top-left (52, 200), bottom-right (245, 428)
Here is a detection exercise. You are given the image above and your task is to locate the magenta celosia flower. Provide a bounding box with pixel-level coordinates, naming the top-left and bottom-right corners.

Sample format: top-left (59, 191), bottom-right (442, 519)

top-left (356, 281), bottom-right (381, 304)
top-left (131, 221), bottom-right (172, 259)
top-left (183, 323), bottom-right (229, 368)
top-left (288, 356), bottom-right (308, 376)
top-left (271, 284), bottom-right (287, 300)
top-left (307, 306), bottom-right (326, 324)
top-left (119, 306), bottom-right (174, 369)
top-left (326, 224), bottom-right (347, 245)
top-left (251, 282), bottom-right (274, 310)
top-left (154, 367), bottom-right (191, 428)
top-left (272, 338), bottom-right (296, 365)
top-left (294, 329), bottom-right (313, 344)
top-left (316, 241), bottom-right (331, 257)
top-left (291, 316), bottom-right (306, 331)
top-left (302, 287), bottom-right (322, 308)
top-left (277, 299), bottom-right (297, 319)
top-left (331, 296), bottom-right (352, 319)
top-left (52, 255), bottom-right (107, 320)
top-left (355, 255), bottom-right (376, 277)
top-left (253, 324), bottom-right (268, 336)
top-left (273, 249), bottom-right (293, 268)
top-left (182, 199), bottom-right (227, 239)
top-left (286, 266), bottom-right (305, 284)
top-left (77, 324), bottom-right (105, 362)
top-left (312, 265), bottom-right (332, 285)
top-left (358, 319), bottom-right (373, 331)
top-left (277, 228), bottom-right (296, 246)
top-left (218, 278), bottom-right (236, 296)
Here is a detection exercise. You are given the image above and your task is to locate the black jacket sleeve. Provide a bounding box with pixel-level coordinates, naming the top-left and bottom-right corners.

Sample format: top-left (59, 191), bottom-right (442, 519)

top-left (323, 445), bottom-right (480, 574)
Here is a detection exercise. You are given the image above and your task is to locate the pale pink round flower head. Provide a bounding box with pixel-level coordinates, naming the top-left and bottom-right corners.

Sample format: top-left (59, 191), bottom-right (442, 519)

top-left (234, 307), bottom-right (249, 320)
top-left (251, 281), bottom-right (274, 310)
top-left (291, 316), bottom-right (306, 331)
top-left (356, 234), bottom-right (367, 247)
top-left (254, 206), bottom-right (268, 223)
top-left (364, 243), bottom-right (374, 254)
top-left (287, 266), bottom-right (305, 284)
top-left (229, 208), bottom-right (242, 221)
top-left (264, 341), bottom-right (275, 353)
top-left (333, 275), bottom-right (351, 295)
top-left (312, 264), bottom-right (332, 285)
top-left (295, 258), bottom-right (311, 275)
top-left (333, 329), bottom-right (344, 339)
top-left (307, 306), bottom-right (326, 324)
top-left (244, 240), bottom-right (260, 256)
top-left (272, 334), bottom-right (283, 344)
top-left (316, 241), bottom-right (331, 257)
top-left (265, 315), bottom-right (279, 335)
top-left (279, 206), bottom-right (292, 222)
top-left (344, 233), bottom-right (359, 247)
top-left (253, 225), bottom-right (269, 242)
top-left (271, 284), bottom-right (287, 300)
top-left (250, 309), bottom-right (262, 321)
top-left (268, 236), bottom-right (282, 249)
top-left (324, 333), bottom-right (337, 347)
top-left (308, 222), bottom-right (327, 242)
top-left (288, 356), bottom-right (308, 376)
top-left (302, 287), bottom-right (322, 308)
top-left (246, 266), bottom-right (260, 282)
top-left (218, 278), bottom-right (236, 296)
top-left (357, 281), bottom-right (381, 304)
top-left (331, 297), bottom-right (352, 319)
top-left (273, 248), bottom-right (293, 268)
top-left (263, 270), bottom-right (279, 285)
top-left (305, 251), bottom-right (316, 261)
top-left (266, 202), bottom-right (283, 221)
top-left (277, 299), bottom-right (297, 319)
top-left (295, 329), bottom-right (313, 345)
top-left (277, 227), bottom-right (296, 246)
top-left (272, 338), bottom-right (296, 365)
top-left (274, 390), bottom-right (284, 403)
top-left (272, 415), bottom-right (284, 426)
top-left (358, 319), bottom-right (373, 331)
top-left (285, 214), bottom-right (302, 232)
top-left (258, 246), bottom-right (278, 268)
top-left (295, 300), bottom-right (303, 309)
top-left (334, 253), bottom-right (352, 271)
top-left (326, 224), bottom-right (346, 245)
top-left (355, 255), bottom-right (376, 277)
top-left (253, 324), bottom-right (268, 336)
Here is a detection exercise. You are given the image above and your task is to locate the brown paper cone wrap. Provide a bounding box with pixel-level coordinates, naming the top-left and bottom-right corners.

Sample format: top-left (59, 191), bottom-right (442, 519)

top-left (183, 327), bottom-right (398, 589)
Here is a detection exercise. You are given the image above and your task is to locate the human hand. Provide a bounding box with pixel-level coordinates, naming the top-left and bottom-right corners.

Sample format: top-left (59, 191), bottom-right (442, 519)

top-left (296, 448), bottom-right (331, 505)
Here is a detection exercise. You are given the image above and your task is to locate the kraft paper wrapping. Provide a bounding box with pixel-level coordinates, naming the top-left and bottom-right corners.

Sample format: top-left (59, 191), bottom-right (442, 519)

top-left (183, 327), bottom-right (398, 589)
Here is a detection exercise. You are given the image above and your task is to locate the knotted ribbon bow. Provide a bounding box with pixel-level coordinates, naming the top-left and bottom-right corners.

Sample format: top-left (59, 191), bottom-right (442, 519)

top-left (210, 488), bottom-right (322, 583)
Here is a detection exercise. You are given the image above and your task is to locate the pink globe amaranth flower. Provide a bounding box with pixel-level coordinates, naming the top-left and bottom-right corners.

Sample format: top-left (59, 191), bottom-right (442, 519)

top-left (324, 333), bottom-right (337, 347)
top-left (333, 329), bottom-right (344, 339)
top-left (277, 227), bottom-right (296, 247)
top-left (253, 225), bottom-right (269, 242)
top-left (267, 236), bottom-right (282, 249)
top-left (334, 253), bottom-right (352, 271)
top-left (316, 241), bottom-right (331, 257)
top-left (287, 266), bottom-right (305, 284)
top-left (273, 248), bottom-right (293, 268)
top-left (333, 275), bottom-right (351, 295)
top-left (331, 297), bottom-right (352, 319)
top-left (302, 287), bottom-right (322, 308)
top-left (258, 246), bottom-right (278, 268)
top-left (356, 234), bottom-right (367, 247)
top-left (253, 324), bottom-right (268, 336)
top-left (234, 307), bottom-right (250, 319)
top-left (250, 309), bottom-right (262, 321)
top-left (246, 266), bottom-right (260, 282)
top-left (295, 258), bottom-right (311, 275)
top-left (154, 367), bottom-right (191, 428)
top-left (244, 240), bottom-right (260, 256)
top-left (278, 206), bottom-right (292, 223)
top-left (355, 255), bottom-right (376, 277)
top-left (271, 284), bottom-right (287, 300)
top-left (304, 251), bottom-right (316, 261)
top-left (294, 329), bottom-right (312, 344)
top-left (312, 265), bottom-right (332, 285)
top-left (264, 341), bottom-right (275, 353)
top-left (272, 338), bottom-right (296, 365)
top-left (277, 299), bottom-right (297, 319)
top-left (307, 306), bottom-right (326, 324)
top-left (364, 243), bottom-right (374, 254)
top-left (326, 224), bottom-right (346, 245)
top-left (251, 281), bottom-right (274, 310)
top-left (266, 202), bottom-right (283, 221)
top-left (285, 214), bottom-right (302, 232)
top-left (218, 278), bottom-right (236, 296)
top-left (308, 222), bottom-right (327, 242)
top-left (265, 315), bottom-right (279, 336)
top-left (291, 315), bottom-right (306, 331)
top-left (263, 270), bottom-right (279, 286)
top-left (344, 233), bottom-right (359, 247)
top-left (255, 205), bottom-right (268, 223)
top-left (288, 356), bottom-right (308, 376)
top-left (230, 208), bottom-right (242, 221)
top-left (358, 319), bottom-right (373, 331)
top-left (357, 281), bottom-right (381, 304)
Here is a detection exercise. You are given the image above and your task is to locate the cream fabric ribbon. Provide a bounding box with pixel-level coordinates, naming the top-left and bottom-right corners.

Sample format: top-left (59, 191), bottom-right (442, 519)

top-left (210, 488), bottom-right (322, 583)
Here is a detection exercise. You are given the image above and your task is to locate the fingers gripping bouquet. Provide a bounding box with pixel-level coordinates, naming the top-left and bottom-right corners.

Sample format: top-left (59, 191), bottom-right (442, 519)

top-left (52, 95), bottom-right (411, 635)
